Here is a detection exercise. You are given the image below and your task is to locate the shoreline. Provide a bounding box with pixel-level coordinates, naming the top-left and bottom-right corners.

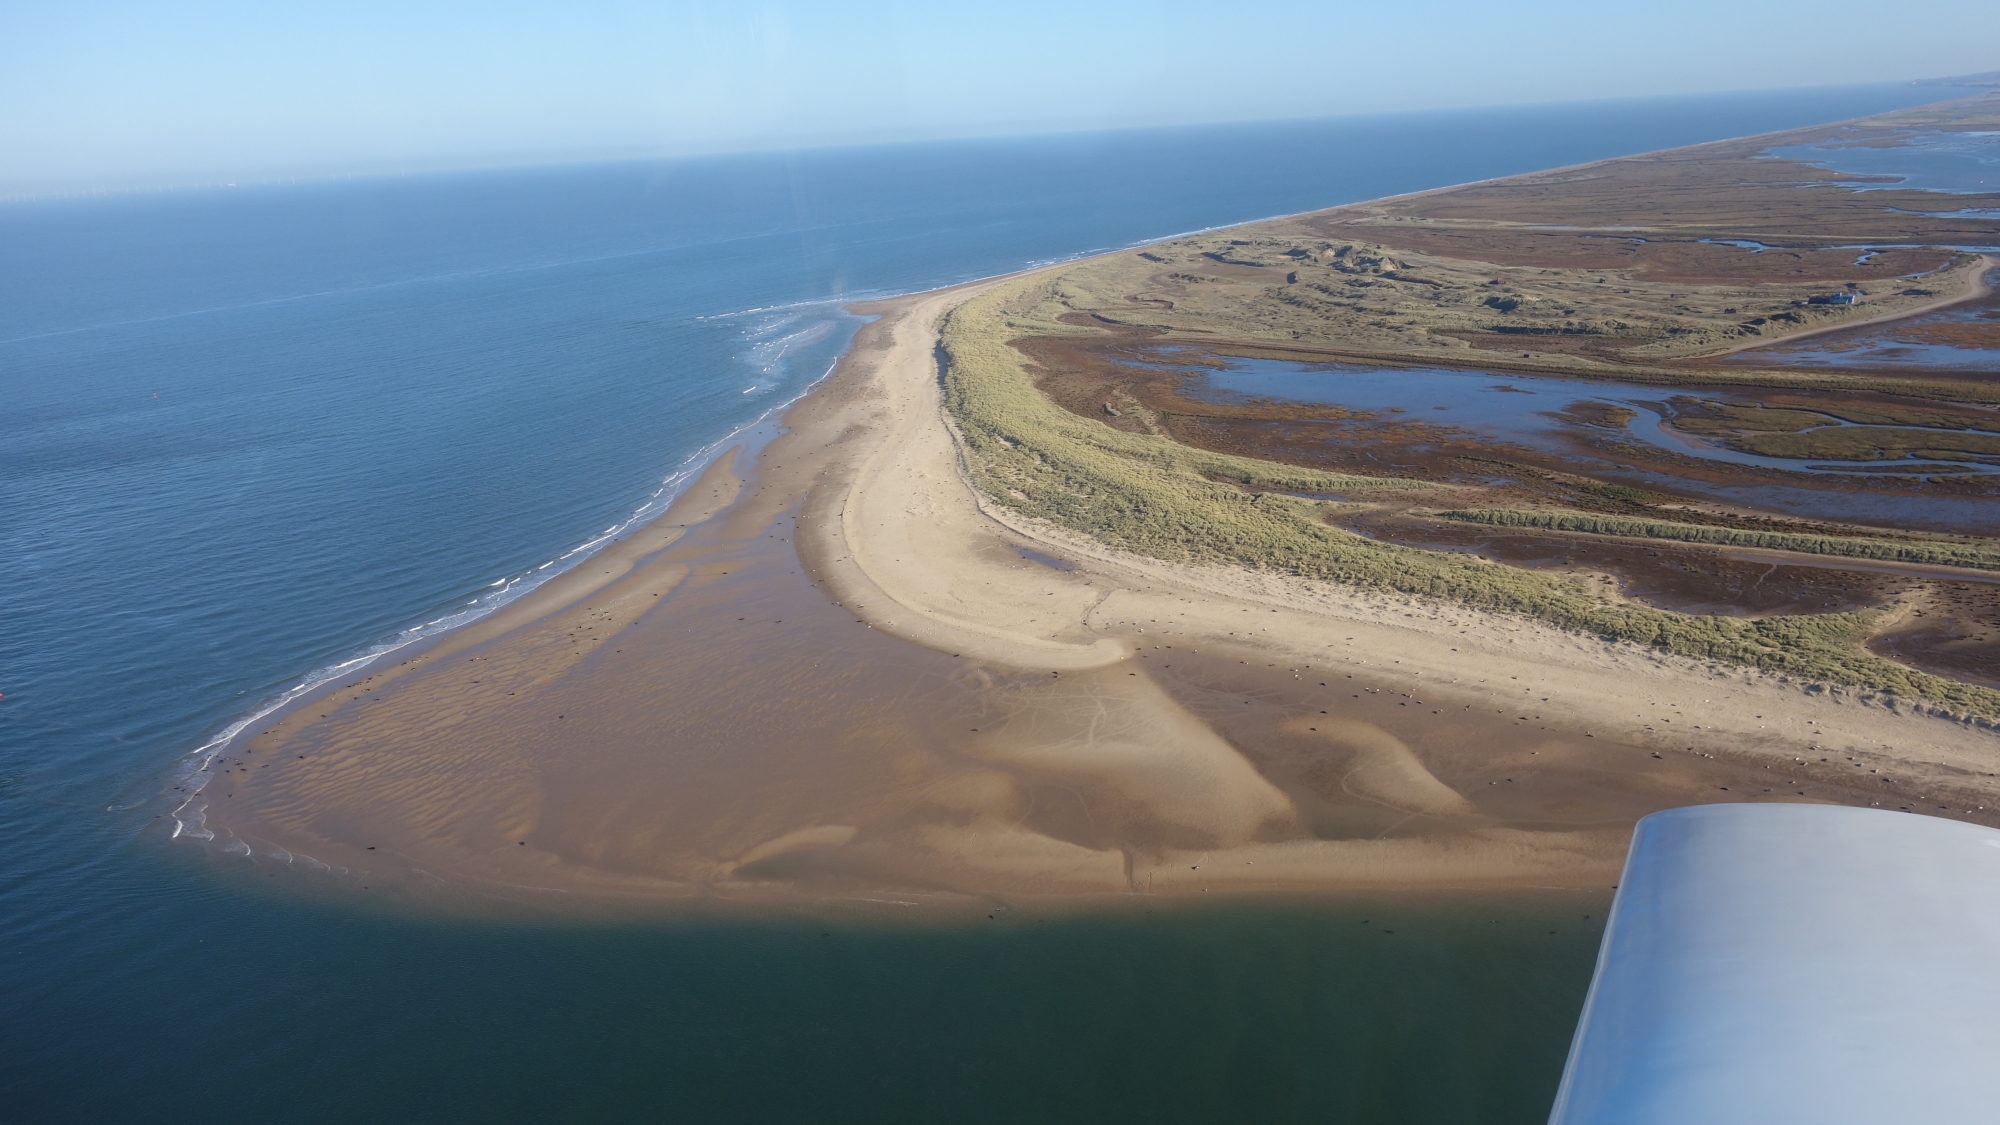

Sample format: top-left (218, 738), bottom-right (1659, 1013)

top-left (805, 281), bottom-right (1999, 757)
top-left (166, 377), bottom-right (821, 841)
top-left (188, 108), bottom-right (2000, 914)
top-left (172, 94), bottom-right (2000, 811)
top-left (194, 273), bottom-right (1998, 912)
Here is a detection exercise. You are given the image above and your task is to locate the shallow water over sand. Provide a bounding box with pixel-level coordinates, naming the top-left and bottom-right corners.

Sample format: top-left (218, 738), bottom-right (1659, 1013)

top-left (207, 442), bottom-right (1785, 900)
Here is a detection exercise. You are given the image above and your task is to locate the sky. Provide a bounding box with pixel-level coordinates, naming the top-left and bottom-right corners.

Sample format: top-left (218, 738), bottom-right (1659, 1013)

top-left (4, 0), bottom-right (1997, 196)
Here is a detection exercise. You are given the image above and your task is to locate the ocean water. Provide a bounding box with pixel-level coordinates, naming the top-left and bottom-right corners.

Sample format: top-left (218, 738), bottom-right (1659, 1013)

top-left (0, 83), bottom-right (1976, 1122)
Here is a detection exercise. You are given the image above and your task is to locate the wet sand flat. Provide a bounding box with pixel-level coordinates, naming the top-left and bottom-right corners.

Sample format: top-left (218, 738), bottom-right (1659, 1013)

top-left (204, 278), bottom-right (2000, 910)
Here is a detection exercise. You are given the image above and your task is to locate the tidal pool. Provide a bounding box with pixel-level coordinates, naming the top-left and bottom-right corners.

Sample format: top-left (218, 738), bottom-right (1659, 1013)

top-left (1762, 130), bottom-right (2000, 195)
top-left (1143, 351), bottom-right (2000, 532)
top-left (1180, 355), bottom-right (1998, 478)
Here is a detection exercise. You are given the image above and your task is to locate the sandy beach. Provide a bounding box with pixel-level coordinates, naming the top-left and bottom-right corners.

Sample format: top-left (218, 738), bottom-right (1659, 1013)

top-left (184, 92), bottom-right (2000, 911)
top-left (197, 266), bottom-right (2000, 909)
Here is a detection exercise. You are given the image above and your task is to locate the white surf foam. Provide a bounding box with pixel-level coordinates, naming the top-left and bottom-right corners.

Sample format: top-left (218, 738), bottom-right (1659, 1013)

top-left (167, 300), bottom-right (864, 843)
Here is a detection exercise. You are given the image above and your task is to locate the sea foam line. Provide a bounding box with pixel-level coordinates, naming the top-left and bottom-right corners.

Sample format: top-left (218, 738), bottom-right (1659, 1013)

top-left (167, 307), bottom-right (858, 843)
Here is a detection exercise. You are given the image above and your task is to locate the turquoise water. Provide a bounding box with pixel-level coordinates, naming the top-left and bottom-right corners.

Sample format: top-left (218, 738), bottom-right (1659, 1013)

top-left (0, 84), bottom-right (1975, 1121)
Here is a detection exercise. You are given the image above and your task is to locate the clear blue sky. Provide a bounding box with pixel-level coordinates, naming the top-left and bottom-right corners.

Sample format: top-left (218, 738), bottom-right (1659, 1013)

top-left (4, 0), bottom-right (1996, 195)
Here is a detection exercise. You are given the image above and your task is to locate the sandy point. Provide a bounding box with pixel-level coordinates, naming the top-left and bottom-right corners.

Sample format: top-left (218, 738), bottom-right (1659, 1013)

top-left (194, 268), bottom-right (2000, 917)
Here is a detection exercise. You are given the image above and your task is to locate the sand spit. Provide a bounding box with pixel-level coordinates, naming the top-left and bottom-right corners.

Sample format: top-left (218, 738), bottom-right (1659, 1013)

top-left (810, 290), bottom-right (1999, 801)
top-left (198, 96), bottom-right (2000, 910)
top-left (203, 277), bottom-right (1998, 912)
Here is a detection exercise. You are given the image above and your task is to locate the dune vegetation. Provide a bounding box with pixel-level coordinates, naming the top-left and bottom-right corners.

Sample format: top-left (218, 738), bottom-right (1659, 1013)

top-left (1429, 508), bottom-right (2000, 572)
top-left (941, 278), bottom-right (2000, 717)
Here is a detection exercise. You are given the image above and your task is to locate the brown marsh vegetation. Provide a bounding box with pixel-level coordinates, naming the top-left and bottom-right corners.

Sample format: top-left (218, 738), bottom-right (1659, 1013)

top-left (945, 94), bottom-right (2000, 708)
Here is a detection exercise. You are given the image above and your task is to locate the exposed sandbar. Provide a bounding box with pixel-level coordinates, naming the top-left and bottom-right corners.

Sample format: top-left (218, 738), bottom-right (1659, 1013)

top-left (202, 277), bottom-right (1999, 910)
top-left (197, 96), bottom-right (2000, 911)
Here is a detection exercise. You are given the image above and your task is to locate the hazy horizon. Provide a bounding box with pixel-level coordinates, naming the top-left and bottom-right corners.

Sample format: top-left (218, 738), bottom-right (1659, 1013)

top-left (5, 0), bottom-right (1996, 198)
top-left (3, 80), bottom-right (1989, 204)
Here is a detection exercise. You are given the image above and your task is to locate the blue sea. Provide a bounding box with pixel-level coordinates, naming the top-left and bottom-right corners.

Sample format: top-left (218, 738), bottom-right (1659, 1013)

top-left (0, 84), bottom-right (1974, 1122)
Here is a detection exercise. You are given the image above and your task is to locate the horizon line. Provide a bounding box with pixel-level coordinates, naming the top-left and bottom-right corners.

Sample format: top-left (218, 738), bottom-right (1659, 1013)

top-left (5, 77), bottom-right (1988, 206)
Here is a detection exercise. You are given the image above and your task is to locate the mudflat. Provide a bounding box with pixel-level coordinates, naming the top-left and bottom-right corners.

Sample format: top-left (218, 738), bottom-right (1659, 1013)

top-left (202, 97), bottom-right (2000, 909)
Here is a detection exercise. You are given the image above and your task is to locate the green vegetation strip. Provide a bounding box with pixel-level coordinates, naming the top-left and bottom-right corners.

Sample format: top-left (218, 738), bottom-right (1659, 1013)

top-left (1430, 509), bottom-right (2000, 572)
top-left (940, 278), bottom-right (2000, 717)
